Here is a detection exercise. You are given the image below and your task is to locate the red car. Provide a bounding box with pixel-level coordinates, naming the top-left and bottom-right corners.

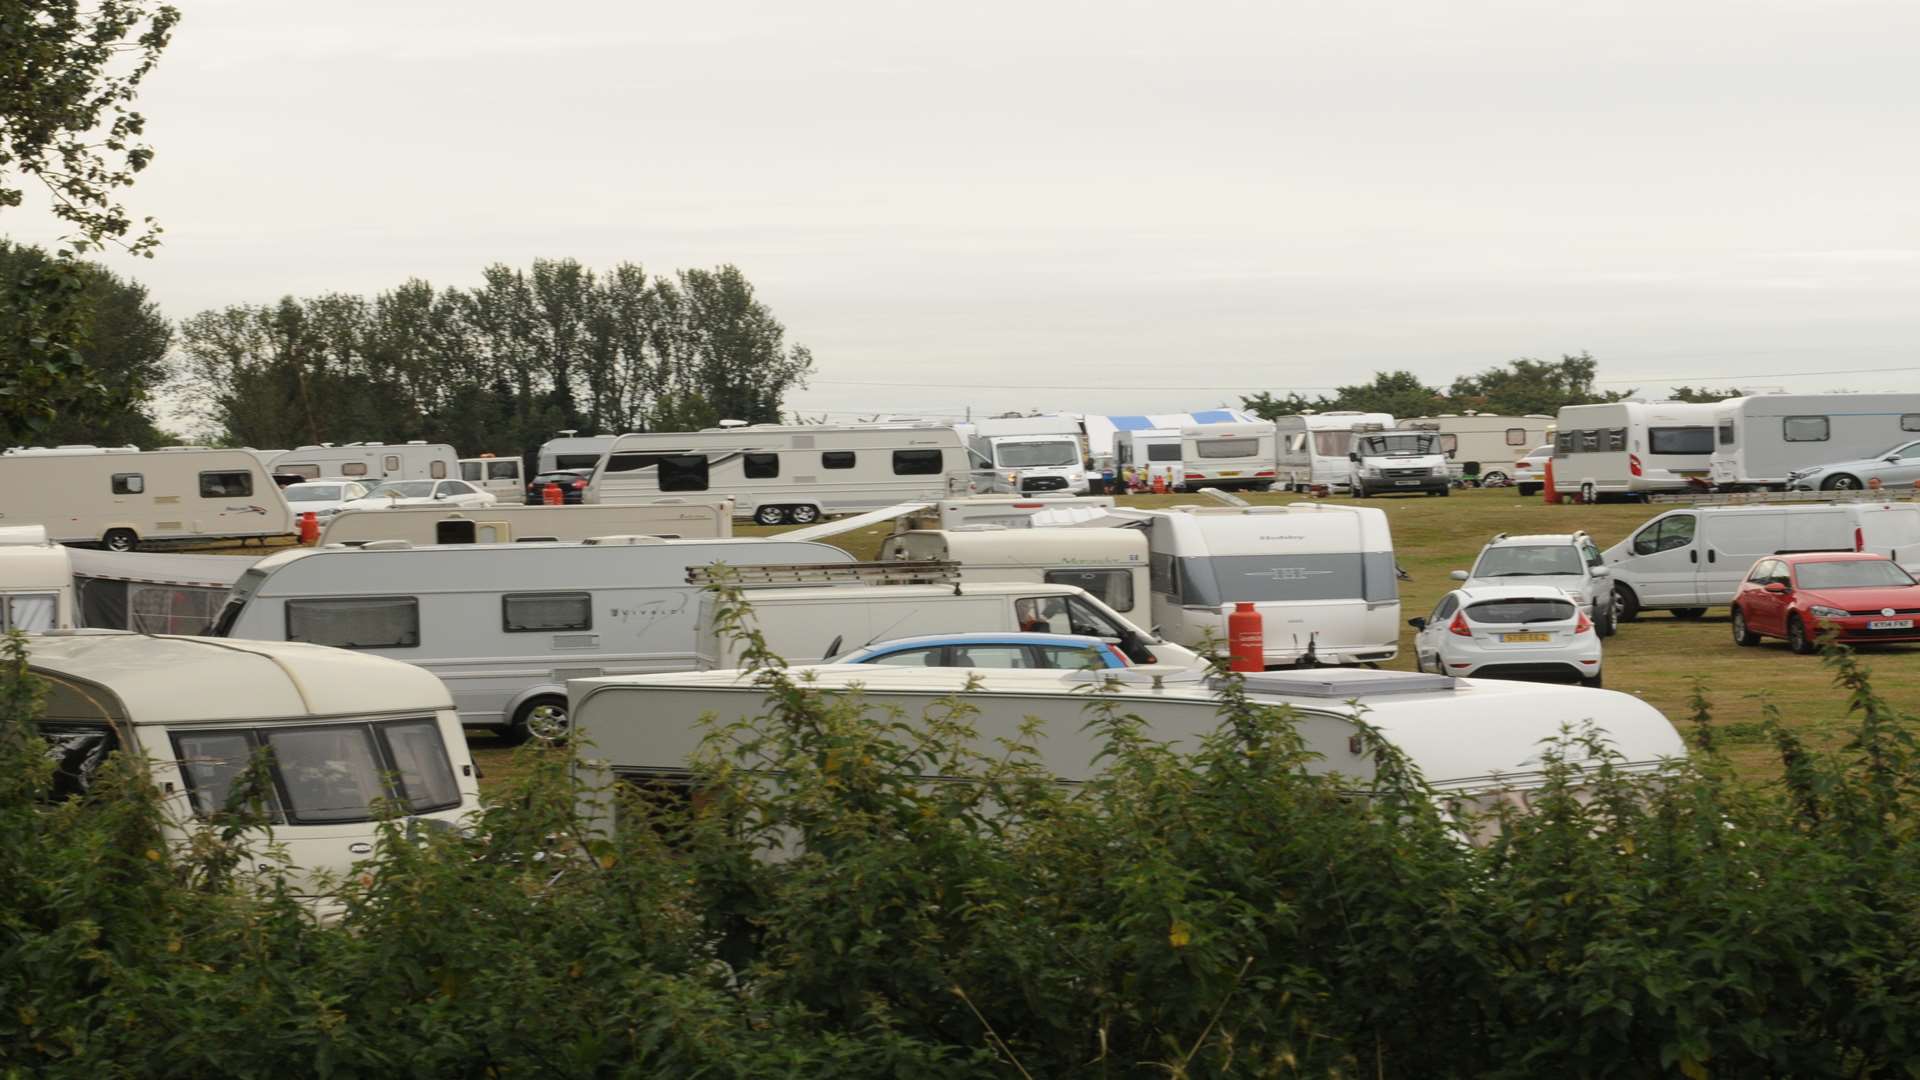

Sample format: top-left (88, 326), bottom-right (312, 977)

top-left (1730, 553), bottom-right (1920, 653)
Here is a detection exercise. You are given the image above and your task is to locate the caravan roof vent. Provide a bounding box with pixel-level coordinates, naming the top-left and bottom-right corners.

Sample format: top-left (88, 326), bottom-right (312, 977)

top-left (1236, 668), bottom-right (1457, 699)
top-left (716, 419), bottom-right (749, 428)
top-left (358, 540), bottom-right (414, 551)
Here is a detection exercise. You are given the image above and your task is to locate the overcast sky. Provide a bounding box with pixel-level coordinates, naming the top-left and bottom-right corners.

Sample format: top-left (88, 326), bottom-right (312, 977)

top-left (12, 0), bottom-right (1920, 421)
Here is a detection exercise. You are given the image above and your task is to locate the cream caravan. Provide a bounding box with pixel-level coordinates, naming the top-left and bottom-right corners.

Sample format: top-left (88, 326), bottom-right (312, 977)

top-left (1402, 414), bottom-right (1554, 485)
top-left (267, 442), bottom-right (460, 484)
top-left (1112, 429), bottom-right (1182, 490)
top-left (878, 528), bottom-right (1149, 616)
top-left (318, 501), bottom-right (734, 547)
top-left (0, 526), bottom-right (74, 631)
top-left (1552, 402), bottom-right (1718, 500)
top-left (1272, 412), bottom-right (1394, 492)
top-left (1178, 420), bottom-right (1278, 491)
top-left (0, 447), bottom-right (292, 550)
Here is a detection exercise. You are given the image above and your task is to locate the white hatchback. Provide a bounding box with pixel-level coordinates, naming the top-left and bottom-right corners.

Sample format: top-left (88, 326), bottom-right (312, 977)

top-left (1409, 585), bottom-right (1603, 687)
top-left (1512, 445), bottom-right (1552, 496)
top-left (341, 479), bottom-right (497, 511)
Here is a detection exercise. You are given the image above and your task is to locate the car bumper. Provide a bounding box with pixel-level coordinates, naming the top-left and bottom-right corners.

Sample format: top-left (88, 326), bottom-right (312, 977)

top-left (1821, 617), bottom-right (1920, 643)
top-left (1355, 478), bottom-right (1448, 495)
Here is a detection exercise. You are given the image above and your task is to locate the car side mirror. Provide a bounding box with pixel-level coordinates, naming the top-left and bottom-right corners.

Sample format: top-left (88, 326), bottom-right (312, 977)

top-left (1763, 582), bottom-right (1790, 594)
top-left (1591, 566), bottom-right (1611, 578)
top-left (1408, 617), bottom-right (1427, 630)
top-left (1348, 452), bottom-right (1360, 462)
top-left (1449, 570), bottom-right (1469, 581)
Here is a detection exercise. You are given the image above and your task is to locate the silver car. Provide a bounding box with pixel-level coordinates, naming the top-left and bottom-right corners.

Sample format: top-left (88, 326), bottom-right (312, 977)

top-left (1787, 440), bottom-right (1920, 491)
top-left (1452, 531), bottom-right (1618, 636)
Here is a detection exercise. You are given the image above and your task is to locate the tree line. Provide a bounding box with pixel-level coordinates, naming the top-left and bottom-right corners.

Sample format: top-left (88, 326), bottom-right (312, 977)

top-left (1241, 353), bottom-right (1746, 420)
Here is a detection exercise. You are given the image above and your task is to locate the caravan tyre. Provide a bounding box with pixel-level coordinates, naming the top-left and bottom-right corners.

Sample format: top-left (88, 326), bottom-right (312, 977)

top-left (513, 696), bottom-right (570, 743)
top-left (102, 529), bottom-right (138, 552)
top-left (753, 505), bottom-right (788, 526)
top-left (788, 505), bottom-right (821, 525)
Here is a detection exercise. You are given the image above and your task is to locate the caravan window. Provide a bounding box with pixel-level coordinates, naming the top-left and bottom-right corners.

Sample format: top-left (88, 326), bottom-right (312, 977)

top-left (1782, 416), bottom-right (1830, 442)
top-left (281, 464), bottom-right (322, 479)
top-left (174, 731), bottom-right (265, 820)
top-left (892, 449), bottom-right (944, 475)
top-left (1903, 415), bottom-right (1920, 432)
top-left (1147, 443), bottom-right (1180, 462)
top-left (1311, 430), bottom-right (1354, 456)
top-left (503, 592), bottom-right (592, 632)
top-left (1554, 431), bottom-right (1573, 454)
top-left (40, 724), bottom-right (119, 800)
top-left (111, 472), bottom-right (144, 494)
top-left (1606, 428), bottom-right (1628, 452)
top-left (385, 455), bottom-right (402, 472)
top-left (286, 597), bottom-right (420, 649)
top-left (1578, 430), bottom-right (1600, 453)
top-left (264, 725), bottom-right (388, 824)
top-left (657, 455), bottom-right (709, 491)
top-left (429, 460), bottom-right (447, 478)
top-left (1196, 438), bottom-right (1259, 459)
top-left (605, 452), bottom-right (681, 473)
top-left (1506, 428), bottom-right (1528, 446)
top-left (341, 462), bottom-right (368, 476)
top-left (1718, 422), bottom-right (1735, 446)
top-left (199, 471), bottom-right (253, 498)
top-left (1, 593), bottom-right (59, 631)
top-left (436, 520), bottom-right (477, 544)
top-left (822, 451), bottom-right (856, 470)
top-left (1648, 427), bottom-right (1714, 454)
top-left (377, 720), bottom-right (463, 812)
top-left (1045, 568), bottom-right (1135, 612)
top-left (173, 718), bottom-right (461, 826)
top-left (744, 452), bottom-right (780, 478)
top-left (555, 453), bottom-right (603, 470)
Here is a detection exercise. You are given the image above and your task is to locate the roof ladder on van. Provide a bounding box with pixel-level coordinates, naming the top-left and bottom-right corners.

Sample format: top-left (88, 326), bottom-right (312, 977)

top-left (1649, 489), bottom-right (1920, 506)
top-left (686, 560), bottom-right (963, 588)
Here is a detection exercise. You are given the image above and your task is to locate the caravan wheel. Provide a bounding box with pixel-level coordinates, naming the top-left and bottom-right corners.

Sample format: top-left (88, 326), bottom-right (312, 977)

top-left (753, 505), bottom-right (788, 526)
top-left (511, 696), bottom-right (570, 743)
top-left (788, 505), bottom-right (821, 525)
top-left (102, 529), bottom-right (138, 552)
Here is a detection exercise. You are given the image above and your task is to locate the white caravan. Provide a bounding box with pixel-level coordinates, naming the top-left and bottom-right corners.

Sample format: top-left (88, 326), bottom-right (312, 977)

top-left (0, 525), bottom-right (74, 630)
top-left (897, 495), bottom-right (1118, 532)
top-left (212, 537), bottom-right (856, 741)
top-left (459, 455), bottom-right (526, 499)
top-left (1347, 430), bottom-right (1452, 498)
top-left (695, 580), bottom-right (1197, 671)
top-left (570, 665), bottom-right (1686, 840)
top-left (1143, 504), bottom-right (1400, 666)
top-left (29, 631), bottom-right (480, 893)
top-left (267, 442), bottom-right (460, 484)
top-left (1402, 414), bottom-right (1555, 485)
top-left (1178, 420), bottom-right (1278, 491)
top-left (969, 415), bottom-right (1090, 495)
top-left (1601, 501), bottom-right (1920, 617)
top-left (318, 501), bottom-right (734, 547)
top-left (0, 447), bottom-right (292, 550)
top-left (538, 433), bottom-right (617, 473)
top-left (587, 423), bottom-right (972, 526)
top-left (1113, 429), bottom-right (1183, 490)
top-left (1709, 394), bottom-right (1920, 489)
top-left (1552, 402), bottom-right (1718, 501)
top-left (1272, 412), bottom-right (1395, 492)
top-left (878, 528), bottom-right (1150, 615)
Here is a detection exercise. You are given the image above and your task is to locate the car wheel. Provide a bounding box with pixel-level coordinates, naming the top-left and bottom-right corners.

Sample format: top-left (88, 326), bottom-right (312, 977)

top-left (1480, 471), bottom-right (1508, 486)
top-left (511, 695), bottom-right (570, 743)
top-left (1821, 474), bottom-right (1860, 491)
top-left (1595, 603), bottom-right (1617, 638)
top-left (1580, 481), bottom-right (1598, 504)
top-left (102, 528), bottom-right (138, 552)
top-left (1580, 672), bottom-right (1604, 689)
top-left (788, 504), bottom-right (821, 525)
top-left (1787, 615), bottom-right (1815, 655)
top-left (1437, 486), bottom-right (1451, 497)
top-left (753, 504), bottom-right (787, 526)
top-left (1672, 607), bottom-right (1707, 620)
top-left (1612, 584), bottom-right (1641, 623)
top-left (1518, 483), bottom-right (1540, 496)
top-left (1731, 606), bottom-right (1760, 646)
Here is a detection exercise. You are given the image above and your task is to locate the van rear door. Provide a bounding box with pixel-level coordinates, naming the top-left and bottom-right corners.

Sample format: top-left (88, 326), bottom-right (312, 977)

top-left (1696, 512), bottom-right (1787, 605)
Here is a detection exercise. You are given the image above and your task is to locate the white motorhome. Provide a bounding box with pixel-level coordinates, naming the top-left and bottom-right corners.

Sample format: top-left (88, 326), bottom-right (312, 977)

top-left (0, 525), bottom-right (74, 631)
top-left (267, 442), bottom-right (460, 484)
top-left (212, 537), bottom-right (857, 741)
top-left (538, 433), bottom-right (617, 474)
top-left (1178, 420), bottom-right (1278, 492)
top-left (570, 665), bottom-right (1686, 840)
top-left (1113, 429), bottom-right (1183, 491)
top-left (1601, 501), bottom-right (1920, 618)
top-left (0, 447), bottom-right (292, 550)
top-left (459, 455), bottom-right (526, 499)
top-left (878, 528), bottom-right (1149, 615)
top-left (1552, 402), bottom-right (1718, 501)
top-left (318, 501), bottom-right (734, 547)
top-left (1402, 414), bottom-right (1555, 485)
top-left (1272, 412), bottom-right (1395, 492)
top-left (969, 415), bottom-right (1090, 495)
top-left (29, 631), bottom-right (481, 892)
top-left (896, 495), bottom-right (1118, 532)
top-left (587, 423), bottom-right (972, 526)
top-left (1709, 394), bottom-right (1920, 489)
top-left (1347, 430), bottom-right (1452, 498)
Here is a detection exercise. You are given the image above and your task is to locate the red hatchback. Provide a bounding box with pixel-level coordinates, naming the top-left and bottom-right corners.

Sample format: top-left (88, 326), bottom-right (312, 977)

top-left (1731, 553), bottom-right (1920, 654)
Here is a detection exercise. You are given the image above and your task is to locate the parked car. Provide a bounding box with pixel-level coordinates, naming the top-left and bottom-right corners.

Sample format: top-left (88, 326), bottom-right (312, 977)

top-left (1512, 445), bottom-right (1552, 496)
top-left (1729, 553), bottom-right (1920, 653)
top-left (1452, 531), bottom-right (1616, 636)
top-left (524, 468), bottom-right (593, 505)
top-left (829, 632), bottom-right (1132, 670)
top-left (281, 479), bottom-right (371, 520)
top-left (341, 479), bottom-right (496, 511)
top-left (1785, 439), bottom-right (1920, 492)
top-left (1409, 585), bottom-right (1603, 687)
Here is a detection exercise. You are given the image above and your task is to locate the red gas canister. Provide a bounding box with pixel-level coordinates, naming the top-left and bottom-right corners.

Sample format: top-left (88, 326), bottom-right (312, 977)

top-left (542, 482), bottom-right (563, 505)
top-left (298, 511), bottom-right (319, 545)
top-left (1543, 457), bottom-right (1561, 505)
top-left (1228, 601), bottom-right (1264, 672)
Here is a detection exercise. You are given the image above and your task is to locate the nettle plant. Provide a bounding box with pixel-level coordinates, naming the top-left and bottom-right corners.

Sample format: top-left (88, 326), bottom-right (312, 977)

top-left (2, 605), bottom-right (1919, 1078)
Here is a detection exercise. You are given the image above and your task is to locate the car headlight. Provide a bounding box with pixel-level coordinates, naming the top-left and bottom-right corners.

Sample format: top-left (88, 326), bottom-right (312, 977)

top-left (1360, 466), bottom-right (1381, 477)
top-left (1809, 605), bottom-right (1849, 619)
top-left (1431, 465), bottom-right (1449, 476)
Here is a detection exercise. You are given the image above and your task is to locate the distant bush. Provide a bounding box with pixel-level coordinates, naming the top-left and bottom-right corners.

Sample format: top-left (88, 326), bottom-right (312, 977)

top-left (3, 618), bottom-right (1920, 1078)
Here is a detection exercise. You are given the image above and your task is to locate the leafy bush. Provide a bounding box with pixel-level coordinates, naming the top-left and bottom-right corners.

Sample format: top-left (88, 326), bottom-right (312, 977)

top-left (3, 616), bottom-right (1920, 1078)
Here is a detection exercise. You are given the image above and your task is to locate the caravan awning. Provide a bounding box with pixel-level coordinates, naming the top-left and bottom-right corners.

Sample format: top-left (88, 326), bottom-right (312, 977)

top-left (777, 502), bottom-right (933, 543)
top-left (67, 549), bottom-right (258, 588)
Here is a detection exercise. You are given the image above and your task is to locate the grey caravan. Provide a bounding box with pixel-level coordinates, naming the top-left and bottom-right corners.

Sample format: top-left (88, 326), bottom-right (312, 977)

top-left (213, 537), bottom-right (855, 742)
top-left (1709, 393), bottom-right (1920, 489)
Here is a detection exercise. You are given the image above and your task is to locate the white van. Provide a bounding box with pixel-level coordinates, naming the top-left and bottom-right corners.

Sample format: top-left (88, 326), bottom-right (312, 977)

top-left (29, 631), bottom-right (480, 892)
top-left (1601, 501), bottom-right (1920, 618)
top-left (1553, 402), bottom-right (1718, 500)
top-left (695, 581), bottom-right (1196, 671)
top-left (267, 442), bottom-right (460, 484)
top-left (1709, 394), bottom-right (1920, 489)
top-left (1113, 429), bottom-right (1182, 490)
top-left (1272, 412), bottom-right (1395, 492)
top-left (1402, 414), bottom-right (1554, 485)
top-left (1179, 420), bottom-right (1278, 491)
top-left (0, 447), bottom-right (292, 550)
top-left (1347, 430), bottom-right (1451, 497)
top-left (0, 525), bottom-right (75, 630)
top-left (318, 501), bottom-right (734, 547)
top-left (968, 415), bottom-right (1090, 495)
top-left (213, 537), bottom-right (857, 741)
top-left (458, 455), bottom-right (526, 499)
top-left (878, 528), bottom-right (1149, 616)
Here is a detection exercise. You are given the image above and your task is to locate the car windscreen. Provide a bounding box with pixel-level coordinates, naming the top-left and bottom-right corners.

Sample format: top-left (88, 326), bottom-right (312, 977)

top-left (994, 440), bottom-right (1077, 468)
top-left (1795, 561), bottom-right (1918, 590)
top-left (364, 481), bottom-right (433, 499)
top-left (1355, 434), bottom-right (1437, 456)
top-left (1464, 598), bottom-right (1576, 624)
top-left (1474, 545), bottom-right (1583, 578)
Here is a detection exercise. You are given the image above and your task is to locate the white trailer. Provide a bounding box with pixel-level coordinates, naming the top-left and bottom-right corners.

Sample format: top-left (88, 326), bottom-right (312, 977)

top-left (1178, 420), bottom-right (1278, 491)
top-left (878, 528), bottom-right (1149, 615)
top-left (267, 442), bottom-right (460, 484)
top-left (1709, 394), bottom-right (1920, 489)
top-left (28, 631), bottom-right (481, 896)
top-left (1401, 414), bottom-right (1555, 485)
top-left (1272, 412), bottom-right (1395, 492)
top-left (318, 501), bottom-right (734, 547)
top-left (213, 537), bottom-right (857, 741)
top-left (587, 423), bottom-right (972, 526)
top-left (1552, 402), bottom-right (1719, 501)
top-left (0, 447), bottom-right (292, 550)
top-left (0, 525), bottom-right (74, 630)
top-left (538, 433), bottom-right (618, 473)
top-left (968, 415), bottom-right (1090, 495)
top-left (458, 455), bottom-right (525, 498)
top-left (1113, 429), bottom-right (1183, 491)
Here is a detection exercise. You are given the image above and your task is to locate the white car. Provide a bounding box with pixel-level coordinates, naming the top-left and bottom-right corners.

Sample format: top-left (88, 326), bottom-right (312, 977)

top-left (280, 478), bottom-right (371, 520)
top-left (342, 479), bottom-right (497, 511)
top-left (1512, 445), bottom-right (1552, 496)
top-left (1452, 531), bottom-right (1617, 636)
top-left (1409, 585), bottom-right (1603, 687)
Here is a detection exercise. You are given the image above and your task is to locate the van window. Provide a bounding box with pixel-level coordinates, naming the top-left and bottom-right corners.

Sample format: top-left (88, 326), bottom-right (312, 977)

top-left (111, 472), bottom-right (144, 494)
top-left (286, 597), bottom-right (420, 649)
top-left (1718, 422), bottom-right (1735, 446)
top-left (1648, 427), bottom-right (1713, 455)
top-left (744, 452), bottom-right (780, 478)
top-left (1045, 568), bottom-right (1135, 612)
top-left (199, 471), bottom-right (253, 498)
top-left (461, 462), bottom-right (482, 481)
top-left (1196, 438), bottom-right (1259, 459)
top-left (1147, 443), bottom-right (1180, 462)
top-left (822, 451), bottom-right (856, 470)
top-left (488, 460), bottom-right (519, 480)
top-left (1505, 428), bottom-right (1528, 446)
top-left (385, 455), bottom-right (402, 472)
top-left (503, 592), bottom-right (592, 632)
top-left (341, 462), bottom-right (368, 476)
top-left (1018, 594), bottom-right (1126, 639)
top-left (658, 455), bottom-right (710, 491)
top-left (1631, 514), bottom-right (1696, 556)
top-left (1782, 416), bottom-right (1830, 442)
top-left (429, 460), bottom-right (447, 479)
top-left (892, 449), bottom-right (944, 475)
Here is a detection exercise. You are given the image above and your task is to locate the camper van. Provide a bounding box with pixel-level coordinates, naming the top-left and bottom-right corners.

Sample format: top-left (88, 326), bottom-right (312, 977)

top-left (0, 446), bottom-right (292, 550)
top-left (0, 525), bottom-right (74, 631)
top-left (587, 423), bottom-right (972, 526)
top-left (1601, 501), bottom-right (1920, 618)
top-left (29, 631), bottom-right (481, 891)
top-left (266, 442), bottom-right (460, 484)
top-left (878, 528), bottom-right (1149, 615)
top-left (895, 495), bottom-right (1119, 532)
top-left (537, 433), bottom-right (618, 474)
top-left (1347, 430), bottom-right (1451, 498)
top-left (1402, 414), bottom-right (1555, 485)
top-left (1178, 420), bottom-right (1278, 491)
top-left (1552, 402), bottom-right (1719, 501)
top-left (459, 455), bottom-right (526, 499)
top-left (318, 501), bottom-right (734, 547)
top-left (1141, 504), bottom-right (1400, 666)
top-left (212, 537), bottom-right (856, 741)
top-left (1272, 412), bottom-right (1395, 492)
top-left (1113, 429), bottom-right (1182, 491)
top-left (969, 415), bottom-right (1090, 495)
top-left (569, 665), bottom-right (1687, 841)
top-left (1708, 394), bottom-right (1920, 490)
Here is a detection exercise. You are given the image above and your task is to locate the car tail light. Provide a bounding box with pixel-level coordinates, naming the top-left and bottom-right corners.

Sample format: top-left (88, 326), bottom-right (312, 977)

top-left (1448, 612), bottom-right (1472, 637)
top-left (1628, 454), bottom-right (1643, 477)
top-left (1187, 471), bottom-right (1207, 479)
top-left (1855, 527), bottom-right (1865, 552)
top-left (1575, 611), bottom-right (1593, 634)
top-left (1254, 470), bottom-right (1275, 477)
top-left (571, 480), bottom-right (586, 489)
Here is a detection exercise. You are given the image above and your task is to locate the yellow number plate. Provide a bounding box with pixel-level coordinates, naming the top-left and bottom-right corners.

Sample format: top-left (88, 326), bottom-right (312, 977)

top-left (1218, 470), bottom-right (1241, 477)
top-left (1501, 632), bottom-right (1550, 643)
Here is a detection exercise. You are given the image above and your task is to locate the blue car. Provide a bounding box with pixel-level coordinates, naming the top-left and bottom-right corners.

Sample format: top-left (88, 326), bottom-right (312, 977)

top-left (830, 632), bottom-right (1130, 670)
